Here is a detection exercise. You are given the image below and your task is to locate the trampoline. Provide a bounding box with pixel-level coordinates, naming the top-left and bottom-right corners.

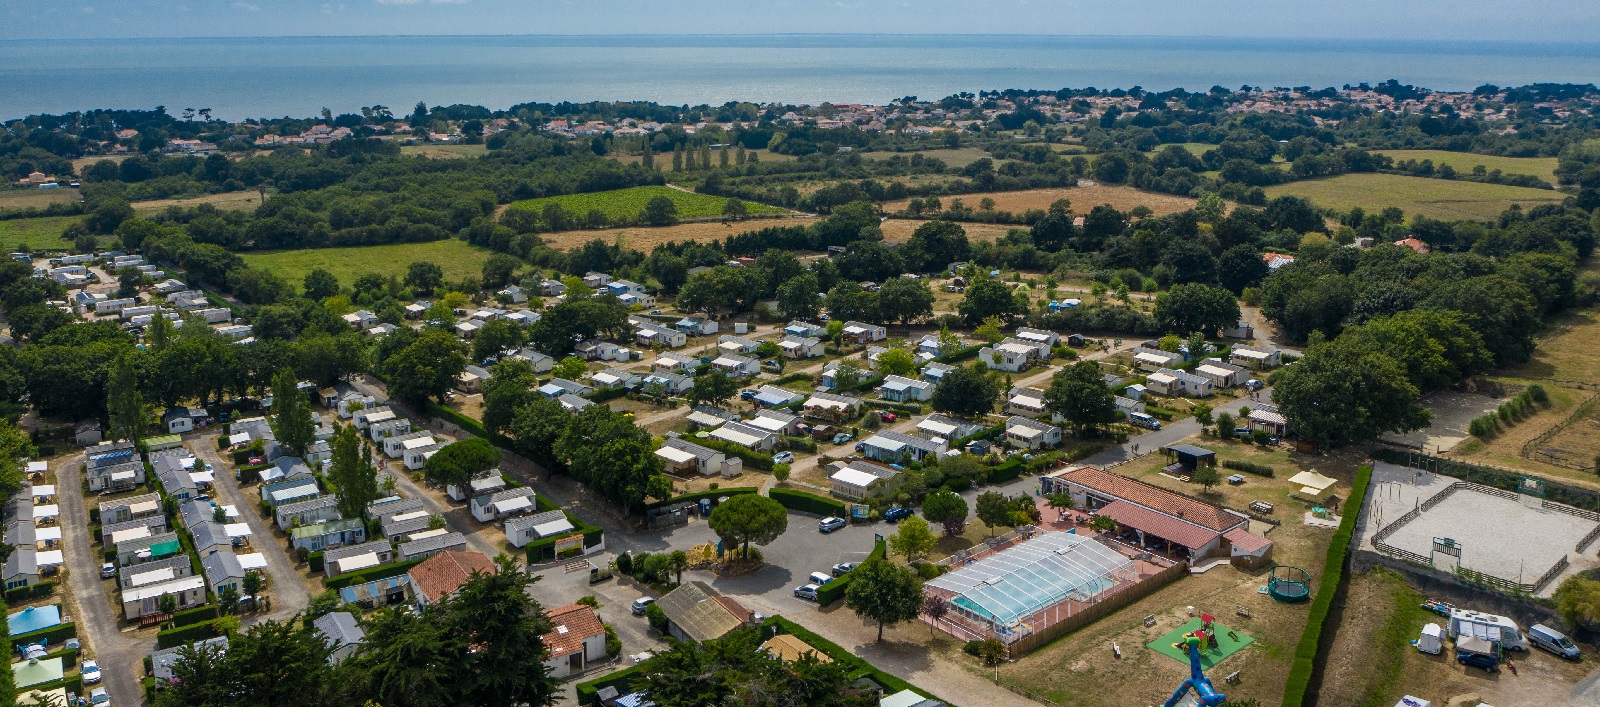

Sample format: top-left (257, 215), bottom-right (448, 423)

top-left (1267, 565), bottom-right (1311, 603)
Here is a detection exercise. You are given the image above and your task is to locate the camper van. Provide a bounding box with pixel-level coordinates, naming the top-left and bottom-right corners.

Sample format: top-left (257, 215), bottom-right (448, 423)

top-left (1448, 609), bottom-right (1528, 652)
top-left (1128, 412), bottom-right (1161, 430)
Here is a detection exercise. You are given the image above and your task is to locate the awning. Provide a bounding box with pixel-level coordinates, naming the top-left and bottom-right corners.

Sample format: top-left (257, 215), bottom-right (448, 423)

top-left (32, 505), bottom-right (58, 519)
top-left (110, 527), bottom-right (152, 545)
top-left (34, 551), bottom-right (62, 567)
top-left (189, 471), bottom-right (215, 484)
top-left (33, 527), bottom-right (60, 542)
top-left (129, 500), bottom-right (158, 515)
top-left (533, 517), bottom-right (576, 537)
top-left (237, 553), bottom-right (268, 570)
top-left (336, 553), bottom-right (382, 573)
top-left (494, 495), bottom-right (533, 514)
top-left (223, 523), bottom-right (252, 538)
top-left (129, 567), bottom-right (175, 587)
top-left (655, 447), bottom-right (697, 465)
top-left (229, 432), bottom-right (251, 446)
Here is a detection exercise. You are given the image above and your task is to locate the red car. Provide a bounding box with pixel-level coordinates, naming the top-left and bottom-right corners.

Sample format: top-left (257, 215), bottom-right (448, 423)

top-left (876, 411), bottom-right (896, 422)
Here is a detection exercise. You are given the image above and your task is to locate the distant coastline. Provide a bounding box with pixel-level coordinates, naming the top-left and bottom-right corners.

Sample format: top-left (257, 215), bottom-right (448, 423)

top-left (3, 34), bottom-right (1597, 121)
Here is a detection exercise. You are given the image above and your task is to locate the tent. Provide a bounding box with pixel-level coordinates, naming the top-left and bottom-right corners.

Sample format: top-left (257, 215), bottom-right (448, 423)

top-left (1457, 635), bottom-right (1497, 657)
top-left (1288, 470), bottom-right (1338, 502)
top-left (1412, 623), bottom-right (1443, 654)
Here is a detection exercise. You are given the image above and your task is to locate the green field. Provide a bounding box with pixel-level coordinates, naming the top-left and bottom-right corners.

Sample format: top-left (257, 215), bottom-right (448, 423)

top-left (0, 189), bottom-right (79, 212)
top-left (399, 144), bottom-right (489, 159)
top-left (1264, 172), bottom-right (1565, 221)
top-left (0, 216), bottom-right (88, 252)
top-left (241, 239), bottom-right (497, 290)
top-left (1374, 149), bottom-right (1560, 184)
top-left (507, 185), bottom-right (784, 221)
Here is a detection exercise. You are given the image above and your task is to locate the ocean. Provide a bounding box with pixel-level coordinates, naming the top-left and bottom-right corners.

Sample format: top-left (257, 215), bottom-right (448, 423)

top-left (1, 34), bottom-right (1598, 121)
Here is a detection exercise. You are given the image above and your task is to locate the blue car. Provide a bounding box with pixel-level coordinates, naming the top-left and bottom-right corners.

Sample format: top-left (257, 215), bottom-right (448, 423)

top-left (883, 507), bottom-right (913, 523)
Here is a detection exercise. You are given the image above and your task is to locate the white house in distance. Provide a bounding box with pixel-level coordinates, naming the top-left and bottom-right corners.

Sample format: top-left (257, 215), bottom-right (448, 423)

top-left (1193, 359), bottom-right (1249, 389)
top-left (1013, 327), bottom-right (1060, 351)
top-left (651, 351), bottom-right (698, 373)
top-left (828, 460), bottom-right (902, 501)
top-left (880, 375), bottom-right (934, 403)
top-left (717, 334), bottom-right (761, 354)
top-left (1230, 344), bottom-right (1282, 370)
top-left (504, 510), bottom-right (577, 549)
top-left (1133, 349), bottom-right (1185, 372)
top-left (1006, 387), bottom-right (1048, 418)
top-left (743, 409), bottom-right (802, 437)
top-left (446, 470), bottom-right (507, 502)
top-left (1006, 416), bottom-right (1062, 450)
top-left (859, 430), bottom-right (946, 463)
top-left (841, 321), bottom-right (886, 344)
top-left (710, 354), bottom-right (759, 378)
top-left (980, 338), bottom-right (1041, 372)
top-left (1145, 368), bottom-right (1215, 398)
top-left (635, 321), bottom-right (687, 348)
top-left (655, 437), bottom-right (743, 478)
top-left (779, 336), bottom-right (825, 359)
top-left (916, 414), bottom-right (985, 444)
top-left (676, 316), bottom-right (718, 336)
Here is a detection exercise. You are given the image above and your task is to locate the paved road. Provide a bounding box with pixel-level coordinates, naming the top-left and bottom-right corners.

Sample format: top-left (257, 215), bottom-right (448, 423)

top-left (189, 434), bottom-right (311, 622)
top-left (55, 457), bottom-right (145, 707)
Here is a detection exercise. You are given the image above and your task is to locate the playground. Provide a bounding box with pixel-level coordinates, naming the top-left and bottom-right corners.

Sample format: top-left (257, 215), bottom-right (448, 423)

top-left (1147, 617), bottom-right (1255, 671)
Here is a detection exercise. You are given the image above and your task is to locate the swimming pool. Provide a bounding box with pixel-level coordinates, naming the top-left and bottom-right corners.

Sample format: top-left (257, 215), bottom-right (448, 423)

top-left (8, 605), bottom-right (61, 637)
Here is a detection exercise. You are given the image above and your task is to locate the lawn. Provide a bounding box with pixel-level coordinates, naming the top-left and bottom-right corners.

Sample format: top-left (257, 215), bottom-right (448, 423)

top-left (399, 144), bottom-right (488, 159)
top-left (1264, 173), bottom-right (1564, 221)
top-left (1373, 149), bottom-right (1561, 184)
top-left (881, 185), bottom-right (1198, 218)
top-left (0, 216), bottom-right (86, 252)
top-left (507, 185), bottom-right (786, 222)
top-left (240, 238), bottom-right (496, 290)
top-left (133, 191), bottom-right (265, 214)
top-left (863, 147), bottom-right (997, 169)
top-left (0, 189), bottom-right (79, 212)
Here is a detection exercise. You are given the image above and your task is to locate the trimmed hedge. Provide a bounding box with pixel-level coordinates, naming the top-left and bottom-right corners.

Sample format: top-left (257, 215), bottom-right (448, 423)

top-left (22, 675), bottom-right (83, 696)
top-left (170, 605), bottom-right (220, 628)
top-left (10, 618), bottom-right (77, 647)
top-left (815, 539), bottom-right (886, 605)
top-left (588, 387), bottom-right (630, 403)
top-left (326, 558), bottom-right (425, 590)
top-left (575, 663), bottom-right (645, 705)
top-left (761, 614), bottom-right (944, 702)
top-left (428, 403), bottom-right (491, 439)
top-left (771, 372), bottom-right (812, 386)
top-left (932, 346), bottom-right (981, 364)
top-left (770, 488), bottom-right (846, 517)
top-left (985, 459), bottom-right (1024, 485)
top-left (643, 487), bottom-right (758, 511)
top-left (156, 619), bottom-right (222, 649)
top-left (1282, 464), bottom-right (1371, 707)
top-left (698, 437), bottom-right (775, 471)
top-left (865, 400), bottom-right (923, 415)
top-left (4, 581), bottom-right (56, 603)
top-left (307, 550), bottom-right (325, 573)
top-left (953, 423), bottom-right (1004, 448)
top-left (1222, 460), bottom-right (1274, 477)
top-left (524, 511), bottom-right (607, 563)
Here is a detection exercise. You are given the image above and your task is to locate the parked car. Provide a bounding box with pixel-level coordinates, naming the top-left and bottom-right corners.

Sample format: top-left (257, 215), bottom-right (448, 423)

top-left (88, 687), bottom-right (110, 705)
top-left (1245, 379), bottom-right (1264, 391)
top-left (832, 433), bottom-right (852, 445)
top-left (818, 517), bottom-right (846, 533)
top-left (808, 571), bottom-right (834, 585)
top-left (883, 506), bottom-right (913, 523)
top-left (99, 563), bottom-right (116, 579)
top-left (773, 451), bottom-right (795, 464)
top-left (81, 659), bottom-right (101, 684)
top-left (831, 562), bottom-right (858, 577)
top-left (1457, 651), bottom-right (1499, 672)
top-left (740, 391), bottom-right (757, 400)
top-left (631, 597), bottom-right (655, 616)
top-left (876, 411), bottom-right (896, 422)
top-left (793, 584), bottom-right (820, 601)
top-left (1529, 624), bottom-right (1581, 659)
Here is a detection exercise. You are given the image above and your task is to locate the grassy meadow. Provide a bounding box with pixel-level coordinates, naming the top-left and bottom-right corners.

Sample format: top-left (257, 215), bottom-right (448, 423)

top-left (1264, 173), bottom-right (1565, 221)
top-left (881, 184), bottom-right (1198, 216)
top-left (0, 216), bottom-right (87, 252)
top-left (508, 185), bottom-right (785, 222)
top-left (241, 238), bottom-right (496, 290)
top-left (1373, 149), bottom-right (1561, 184)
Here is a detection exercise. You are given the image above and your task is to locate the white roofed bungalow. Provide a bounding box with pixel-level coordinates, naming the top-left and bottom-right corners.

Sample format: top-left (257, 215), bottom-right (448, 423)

top-left (880, 375), bottom-right (934, 403)
top-left (829, 461), bottom-right (902, 501)
top-left (1006, 416), bottom-right (1062, 450)
top-left (708, 421), bottom-right (778, 452)
top-left (859, 430), bottom-right (947, 463)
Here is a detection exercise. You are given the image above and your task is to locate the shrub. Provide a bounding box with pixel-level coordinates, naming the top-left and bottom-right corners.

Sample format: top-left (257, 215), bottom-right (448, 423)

top-left (963, 640), bottom-right (982, 656)
top-left (4, 580), bottom-right (56, 603)
top-left (169, 605), bottom-right (220, 627)
top-left (769, 488), bottom-right (846, 517)
top-left (156, 619), bottom-right (223, 649)
top-left (644, 602), bottom-right (668, 633)
top-left (1222, 460), bottom-right (1274, 477)
top-left (325, 558), bottom-right (425, 590)
top-left (1282, 464), bottom-right (1372, 707)
top-left (9, 618), bottom-right (77, 647)
top-left (615, 552), bottom-right (633, 575)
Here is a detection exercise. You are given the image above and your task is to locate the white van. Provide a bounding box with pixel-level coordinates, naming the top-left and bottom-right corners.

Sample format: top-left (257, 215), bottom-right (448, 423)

top-left (808, 572), bottom-right (833, 586)
top-left (1528, 624), bottom-right (1580, 659)
top-left (1128, 412), bottom-right (1161, 430)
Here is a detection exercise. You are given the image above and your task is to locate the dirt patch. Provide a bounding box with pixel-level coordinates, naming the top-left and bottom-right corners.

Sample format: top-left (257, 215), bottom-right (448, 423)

top-left (132, 191), bottom-right (264, 214)
top-left (881, 185), bottom-right (1198, 217)
top-left (535, 217), bottom-right (819, 251)
top-left (0, 189), bottom-right (78, 211)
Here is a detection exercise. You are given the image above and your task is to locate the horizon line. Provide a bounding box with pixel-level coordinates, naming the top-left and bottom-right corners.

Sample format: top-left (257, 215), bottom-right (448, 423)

top-left (4, 32), bottom-right (1599, 45)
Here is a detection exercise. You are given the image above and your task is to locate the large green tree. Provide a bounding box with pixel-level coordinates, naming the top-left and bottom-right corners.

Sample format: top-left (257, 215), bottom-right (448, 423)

top-left (106, 350), bottom-right (145, 446)
top-left (844, 557), bottom-right (925, 642)
top-left (1272, 336), bottom-right (1432, 448)
top-left (957, 276), bottom-right (1023, 326)
top-left (1043, 361), bottom-right (1118, 437)
top-left (423, 437), bottom-right (501, 490)
top-left (775, 271), bottom-right (823, 320)
top-left (269, 368), bottom-right (315, 458)
top-left (553, 405), bottom-right (668, 512)
top-left (876, 277), bottom-right (935, 325)
top-left (384, 329), bottom-right (467, 406)
top-left (1153, 283), bottom-right (1241, 337)
top-left (327, 423), bottom-right (380, 521)
top-left (930, 366), bottom-right (999, 418)
top-left (920, 490), bottom-right (969, 536)
top-left (687, 369), bottom-right (738, 407)
top-left (706, 494), bottom-right (788, 560)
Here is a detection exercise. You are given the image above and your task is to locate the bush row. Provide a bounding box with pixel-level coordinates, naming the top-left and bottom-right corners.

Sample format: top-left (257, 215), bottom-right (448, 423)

top-left (697, 437), bottom-right (775, 471)
top-left (575, 663), bottom-right (644, 704)
top-left (1282, 464), bottom-right (1372, 707)
top-left (4, 581), bottom-right (56, 604)
top-left (642, 487), bottom-right (759, 511)
top-left (769, 488), bottom-right (846, 518)
top-left (325, 558), bottom-right (425, 590)
top-left (770, 372), bottom-right (813, 386)
top-left (816, 539), bottom-right (887, 606)
top-left (156, 619), bottom-right (223, 649)
top-left (1222, 460), bottom-right (1274, 477)
top-left (169, 605), bottom-right (220, 628)
top-left (760, 614), bottom-right (941, 701)
top-left (864, 400), bottom-right (923, 415)
top-left (1469, 383), bottom-right (1550, 438)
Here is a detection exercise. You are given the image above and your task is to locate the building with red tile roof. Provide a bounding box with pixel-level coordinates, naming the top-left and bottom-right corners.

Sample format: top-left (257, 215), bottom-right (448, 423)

top-left (1040, 466), bottom-right (1269, 565)
top-left (541, 603), bottom-right (608, 678)
top-left (406, 550), bottom-right (496, 607)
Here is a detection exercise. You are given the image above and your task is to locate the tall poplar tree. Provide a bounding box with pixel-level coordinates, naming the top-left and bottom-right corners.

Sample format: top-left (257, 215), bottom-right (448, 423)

top-left (269, 368), bottom-right (314, 458)
top-left (107, 350), bottom-right (145, 446)
top-left (327, 423), bottom-right (379, 521)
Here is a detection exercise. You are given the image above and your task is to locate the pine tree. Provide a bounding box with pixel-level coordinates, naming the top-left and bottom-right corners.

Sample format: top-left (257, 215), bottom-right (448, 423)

top-left (641, 139), bottom-right (654, 170)
top-left (672, 146), bottom-right (683, 172)
top-left (718, 144), bottom-right (729, 168)
top-left (699, 144), bottom-right (712, 170)
top-left (269, 369), bottom-right (314, 458)
top-left (735, 145), bottom-right (746, 165)
top-left (107, 351), bottom-right (145, 446)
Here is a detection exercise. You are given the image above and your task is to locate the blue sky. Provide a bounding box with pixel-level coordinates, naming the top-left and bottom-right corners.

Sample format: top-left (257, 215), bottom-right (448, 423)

top-left (2, 1), bottom-right (1596, 42)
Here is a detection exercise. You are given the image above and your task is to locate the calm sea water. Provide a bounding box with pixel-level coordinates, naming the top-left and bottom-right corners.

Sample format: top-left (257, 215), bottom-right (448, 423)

top-left (1, 34), bottom-right (1598, 121)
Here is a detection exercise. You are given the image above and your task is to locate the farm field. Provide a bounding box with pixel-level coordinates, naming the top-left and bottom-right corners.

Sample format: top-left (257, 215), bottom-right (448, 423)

top-left (882, 184), bottom-right (1199, 216)
top-left (506, 185), bottom-right (786, 222)
top-left (132, 191), bottom-right (265, 214)
top-left (399, 143), bottom-right (488, 159)
top-left (0, 188), bottom-right (79, 211)
top-left (862, 147), bottom-right (996, 169)
top-left (241, 238), bottom-right (496, 289)
top-left (1264, 173), bottom-right (1564, 221)
top-left (0, 216), bottom-right (86, 251)
top-left (535, 216), bottom-right (818, 251)
top-left (1374, 149), bottom-right (1561, 184)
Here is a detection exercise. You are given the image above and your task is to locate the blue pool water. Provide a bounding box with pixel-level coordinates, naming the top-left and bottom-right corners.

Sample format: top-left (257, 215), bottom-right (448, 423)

top-left (7, 604), bottom-right (61, 637)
